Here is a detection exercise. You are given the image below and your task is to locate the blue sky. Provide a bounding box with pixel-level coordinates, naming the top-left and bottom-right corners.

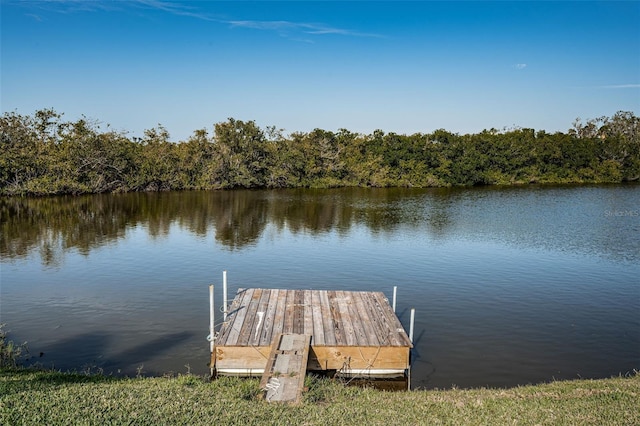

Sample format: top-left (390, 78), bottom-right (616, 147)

top-left (2, 1), bottom-right (639, 141)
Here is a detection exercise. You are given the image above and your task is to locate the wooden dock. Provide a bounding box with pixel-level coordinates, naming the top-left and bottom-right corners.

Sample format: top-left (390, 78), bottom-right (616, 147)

top-left (211, 288), bottom-right (413, 380)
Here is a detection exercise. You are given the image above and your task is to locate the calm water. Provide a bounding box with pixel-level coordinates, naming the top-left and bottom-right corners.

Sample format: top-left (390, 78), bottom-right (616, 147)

top-left (1, 185), bottom-right (639, 389)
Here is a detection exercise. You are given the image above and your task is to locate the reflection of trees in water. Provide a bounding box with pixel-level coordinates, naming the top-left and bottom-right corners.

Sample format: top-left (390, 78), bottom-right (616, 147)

top-left (1, 188), bottom-right (453, 263)
top-left (268, 187), bottom-right (456, 237)
top-left (269, 189), bottom-right (355, 235)
top-left (0, 192), bottom-right (222, 264)
top-left (347, 187), bottom-right (455, 238)
top-left (212, 190), bottom-right (268, 250)
top-left (2, 194), bottom-right (143, 266)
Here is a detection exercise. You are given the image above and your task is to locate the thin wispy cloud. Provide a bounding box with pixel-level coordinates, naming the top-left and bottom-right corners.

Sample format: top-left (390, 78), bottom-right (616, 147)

top-left (19, 0), bottom-right (217, 20)
top-left (138, 0), bottom-right (383, 38)
top-left (597, 84), bottom-right (640, 89)
top-left (228, 19), bottom-right (383, 38)
top-left (132, 0), bottom-right (217, 21)
top-left (25, 13), bottom-right (43, 21)
top-left (514, 63), bottom-right (527, 70)
top-left (16, 0), bottom-right (117, 13)
top-left (15, 0), bottom-right (381, 39)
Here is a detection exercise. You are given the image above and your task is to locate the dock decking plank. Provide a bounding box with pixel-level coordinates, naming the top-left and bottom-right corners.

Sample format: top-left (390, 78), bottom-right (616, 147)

top-left (310, 290), bottom-right (325, 345)
top-left (351, 291), bottom-right (380, 346)
top-left (327, 291), bottom-right (347, 346)
top-left (215, 288), bottom-right (243, 346)
top-left (346, 292), bottom-right (373, 346)
top-left (251, 288), bottom-right (273, 346)
top-left (283, 289), bottom-right (295, 334)
top-left (318, 290), bottom-right (336, 346)
top-left (237, 288), bottom-right (263, 346)
top-left (303, 290), bottom-right (314, 338)
top-left (222, 288), bottom-right (254, 346)
top-left (335, 291), bottom-right (358, 346)
top-left (370, 292), bottom-right (411, 347)
top-left (374, 291), bottom-right (413, 347)
top-left (259, 289), bottom-right (280, 347)
top-left (292, 290), bottom-right (305, 334)
top-left (361, 291), bottom-right (394, 346)
top-left (270, 289), bottom-right (287, 343)
top-left (369, 291), bottom-right (402, 346)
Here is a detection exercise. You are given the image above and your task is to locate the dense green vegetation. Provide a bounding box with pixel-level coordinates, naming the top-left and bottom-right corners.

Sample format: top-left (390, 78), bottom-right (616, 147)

top-left (1, 368), bottom-right (638, 425)
top-left (1, 109), bottom-right (638, 196)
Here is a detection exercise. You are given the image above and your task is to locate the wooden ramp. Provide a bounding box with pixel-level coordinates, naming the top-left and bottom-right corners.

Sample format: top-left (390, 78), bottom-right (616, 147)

top-left (259, 333), bottom-right (311, 403)
top-left (212, 288), bottom-right (412, 378)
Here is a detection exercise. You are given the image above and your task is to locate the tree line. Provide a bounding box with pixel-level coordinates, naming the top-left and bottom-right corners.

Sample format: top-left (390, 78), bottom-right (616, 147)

top-left (1, 109), bottom-right (638, 196)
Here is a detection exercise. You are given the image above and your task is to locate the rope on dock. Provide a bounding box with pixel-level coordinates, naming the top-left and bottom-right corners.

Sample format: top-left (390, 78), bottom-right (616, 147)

top-left (206, 318), bottom-right (228, 341)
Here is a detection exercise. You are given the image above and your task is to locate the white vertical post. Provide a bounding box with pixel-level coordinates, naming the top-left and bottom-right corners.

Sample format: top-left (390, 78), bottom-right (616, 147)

top-left (222, 270), bottom-right (228, 321)
top-left (409, 308), bottom-right (415, 343)
top-left (209, 285), bottom-right (215, 354)
top-left (392, 286), bottom-right (397, 313)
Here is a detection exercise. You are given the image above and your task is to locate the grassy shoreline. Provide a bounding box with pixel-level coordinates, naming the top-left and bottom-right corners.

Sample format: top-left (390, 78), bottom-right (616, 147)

top-left (1, 368), bottom-right (638, 425)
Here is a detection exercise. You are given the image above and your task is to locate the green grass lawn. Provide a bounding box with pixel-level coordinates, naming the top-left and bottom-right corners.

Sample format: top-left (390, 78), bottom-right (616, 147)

top-left (1, 368), bottom-right (638, 425)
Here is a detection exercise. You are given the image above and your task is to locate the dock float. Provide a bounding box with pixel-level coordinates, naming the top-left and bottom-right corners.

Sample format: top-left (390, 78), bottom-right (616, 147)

top-left (211, 288), bottom-right (413, 382)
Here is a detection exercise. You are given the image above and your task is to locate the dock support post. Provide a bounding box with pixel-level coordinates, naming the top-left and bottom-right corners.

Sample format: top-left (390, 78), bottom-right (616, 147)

top-left (223, 270), bottom-right (228, 321)
top-left (409, 308), bottom-right (415, 343)
top-left (209, 284), bottom-right (215, 376)
top-left (392, 286), bottom-right (397, 312)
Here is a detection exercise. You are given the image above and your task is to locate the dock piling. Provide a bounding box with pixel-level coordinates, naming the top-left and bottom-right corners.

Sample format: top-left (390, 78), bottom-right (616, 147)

top-left (409, 308), bottom-right (415, 343)
top-left (209, 284), bottom-right (215, 376)
top-left (392, 286), bottom-right (397, 312)
top-left (223, 270), bottom-right (228, 321)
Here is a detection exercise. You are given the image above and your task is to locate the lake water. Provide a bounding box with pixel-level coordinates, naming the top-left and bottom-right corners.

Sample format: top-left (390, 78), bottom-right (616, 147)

top-left (1, 185), bottom-right (638, 389)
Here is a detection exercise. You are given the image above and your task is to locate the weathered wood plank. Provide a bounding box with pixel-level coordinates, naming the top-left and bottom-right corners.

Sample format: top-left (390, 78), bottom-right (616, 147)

top-left (335, 291), bottom-right (358, 346)
top-left (303, 290), bottom-right (314, 337)
top-left (237, 288), bottom-right (263, 346)
top-left (283, 290), bottom-right (295, 334)
top-left (310, 290), bottom-right (325, 345)
top-left (344, 292), bottom-right (371, 346)
top-left (369, 292), bottom-right (412, 347)
top-left (217, 345), bottom-right (409, 373)
top-left (270, 289), bottom-right (287, 342)
top-left (250, 288), bottom-right (273, 346)
top-left (292, 290), bottom-right (305, 334)
top-left (328, 291), bottom-right (347, 346)
top-left (214, 292), bottom-right (233, 346)
top-left (352, 291), bottom-right (380, 346)
top-left (215, 345), bottom-right (271, 371)
top-left (318, 290), bottom-right (336, 346)
top-left (360, 291), bottom-right (392, 346)
top-left (215, 288), bottom-right (245, 346)
top-left (311, 346), bottom-right (410, 370)
top-left (222, 288), bottom-right (253, 346)
top-left (366, 291), bottom-right (401, 346)
top-left (259, 289), bottom-right (280, 346)
top-left (260, 334), bottom-right (311, 404)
